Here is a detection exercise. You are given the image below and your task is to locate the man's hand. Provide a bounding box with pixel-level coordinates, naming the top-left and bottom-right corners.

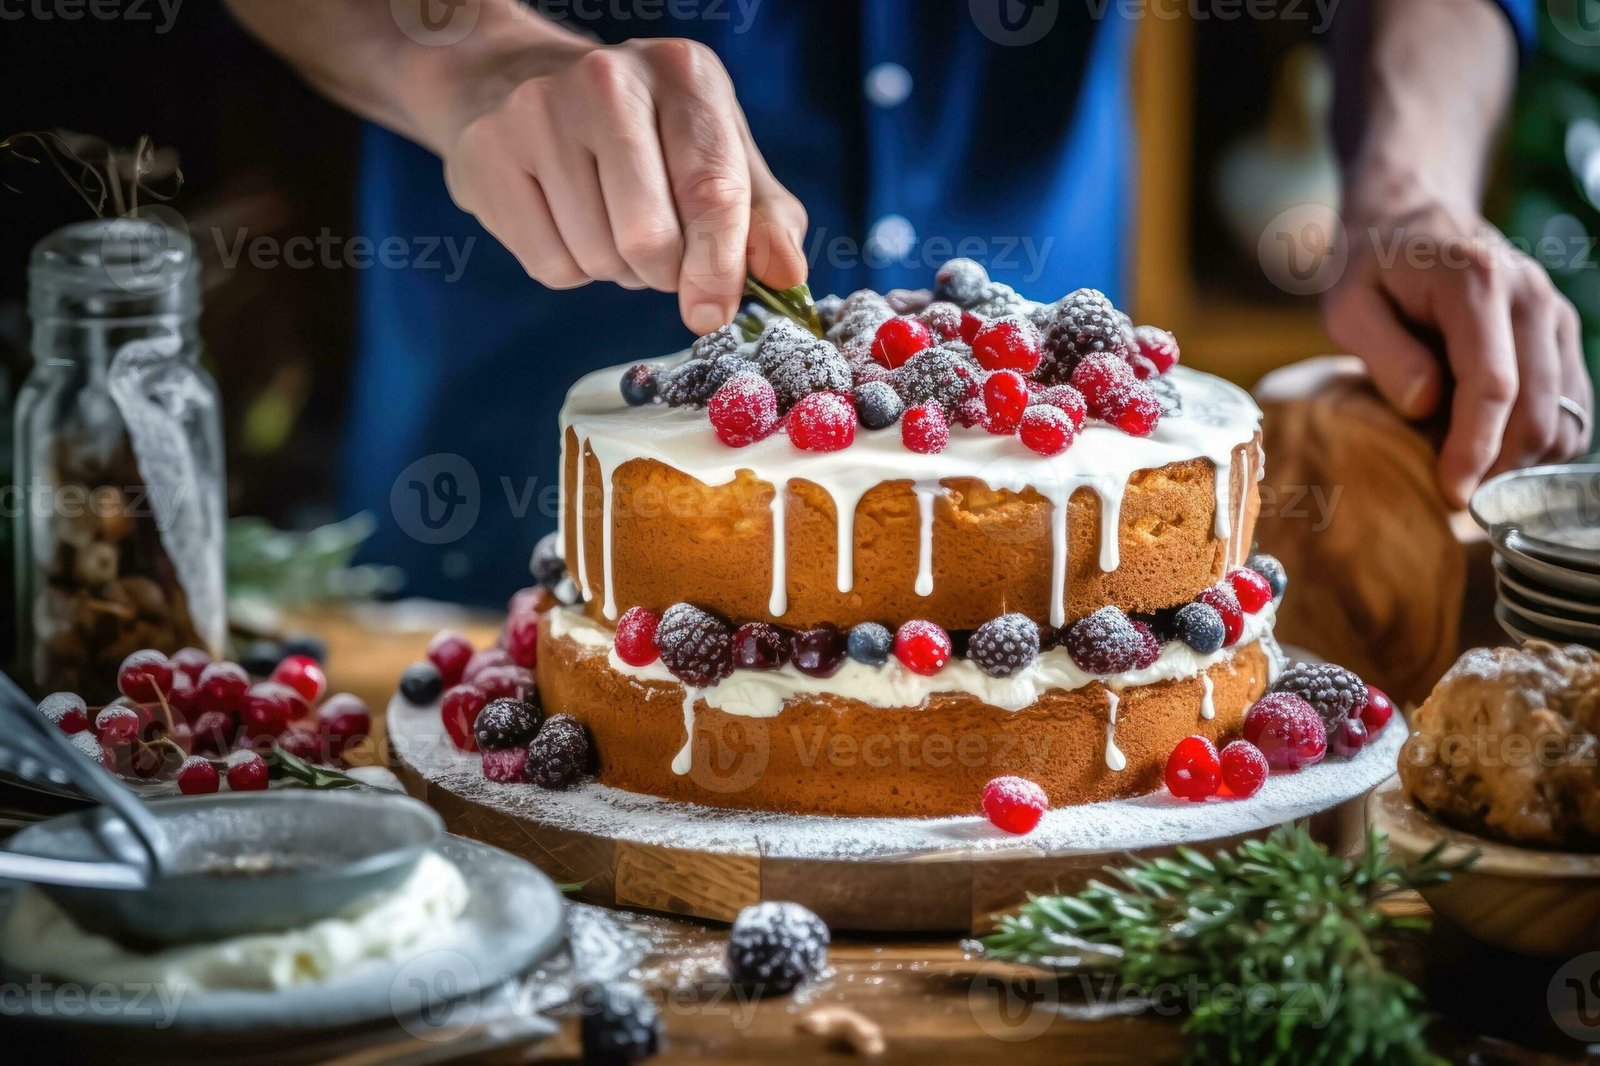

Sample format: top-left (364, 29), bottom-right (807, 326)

top-left (224, 0), bottom-right (808, 334)
top-left (1324, 201), bottom-right (1593, 507)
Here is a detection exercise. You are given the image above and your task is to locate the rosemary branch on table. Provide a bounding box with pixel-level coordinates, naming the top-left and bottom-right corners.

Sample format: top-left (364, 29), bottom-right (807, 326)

top-left (980, 824), bottom-right (1473, 1066)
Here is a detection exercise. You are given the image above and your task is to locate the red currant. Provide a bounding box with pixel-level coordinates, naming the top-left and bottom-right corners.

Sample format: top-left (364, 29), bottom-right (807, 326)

top-left (170, 647), bottom-right (212, 682)
top-left (1032, 384), bottom-right (1087, 430)
top-left (786, 392), bottom-right (856, 452)
top-left (1227, 567), bottom-right (1274, 614)
top-left (94, 705), bottom-right (141, 746)
top-left (871, 316), bottom-right (934, 369)
top-left (959, 310), bottom-right (986, 344)
top-left (1242, 693), bottom-right (1327, 770)
top-left (505, 610), bottom-right (540, 668)
top-left (37, 692), bottom-right (90, 735)
top-left (983, 370), bottom-right (1029, 434)
top-left (474, 665), bottom-right (534, 703)
top-left (1219, 739), bottom-right (1268, 798)
top-left (271, 654), bottom-right (327, 704)
top-left (1019, 405), bottom-right (1076, 456)
top-left (1197, 585), bottom-right (1244, 645)
top-left (1133, 325), bottom-right (1180, 376)
top-left (919, 302), bottom-right (964, 341)
top-left (510, 585), bottom-right (558, 617)
top-left (190, 710), bottom-right (238, 756)
top-left (482, 747), bottom-right (530, 783)
top-left (241, 682), bottom-right (303, 740)
top-left (427, 630), bottom-right (475, 687)
top-left (462, 646), bottom-right (512, 684)
top-left (117, 650), bottom-right (173, 702)
top-left (614, 607), bottom-right (661, 667)
top-left (177, 755), bottom-right (220, 795)
top-left (198, 662), bottom-right (250, 713)
top-left (901, 402), bottom-right (950, 454)
top-left (441, 684), bottom-right (488, 752)
top-left (709, 374), bottom-right (780, 447)
top-left (226, 751), bottom-right (270, 792)
top-left (277, 727), bottom-right (324, 764)
top-left (1330, 716), bottom-right (1369, 759)
top-left (1106, 384), bottom-right (1162, 436)
top-left (894, 620), bottom-right (952, 676)
top-left (971, 315), bottom-right (1042, 374)
top-left (318, 693), bottom-right (372, 757)
top-left (1360, 684), bottom-right (1395, 734)
top-left (982, 776), bottom-right (1049, 834)
top-left (1069, 353), bottom-right (1136, 417)
top-left (168, 671), bottom-right (205, 721)
top-left (1164, 735), bottom-right (1221, 801)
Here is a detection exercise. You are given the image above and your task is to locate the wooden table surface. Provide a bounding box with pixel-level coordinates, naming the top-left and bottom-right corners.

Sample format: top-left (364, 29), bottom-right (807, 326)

top-left (305, 606), bottom-right (1587, 1065)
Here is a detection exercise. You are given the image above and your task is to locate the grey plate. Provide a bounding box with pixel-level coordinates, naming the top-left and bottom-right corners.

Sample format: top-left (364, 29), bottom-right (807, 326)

top-left (1494, 546), bottom-right (1600, 598)
top-left (1492, 555), bottom-right (1600, 618)
top-left (1496, 601), bottom-right (1600, 648)
top-left (1498, 584), bottom-right (1600, 639)
top-left (1472, 464), bottom-right (1600, 572)
top-left (0, 834), bottom-right (565, 1036)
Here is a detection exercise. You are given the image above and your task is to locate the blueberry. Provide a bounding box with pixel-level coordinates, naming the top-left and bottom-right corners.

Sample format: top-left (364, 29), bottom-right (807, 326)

top-left (620, 363), bottom-right (659, 406)
top-left (579, 981), bottom-right (661, 1066)
top-left (1247, 553), bottom-right (1288, 599)
top-left (239, 640), bottom-right (284, 677)
top-left (1173, 602), bottom-right (1225, 654)
top-left (531, 531), bottom-right (566, 588)
top-left (852, 381), bottom-right (904, 430)
top-left (281, 633), bottom-right (327, 663)
top-left (399, 662), bottom-right (443, 706)
top-left (846, 622), bottom-right (893, 666)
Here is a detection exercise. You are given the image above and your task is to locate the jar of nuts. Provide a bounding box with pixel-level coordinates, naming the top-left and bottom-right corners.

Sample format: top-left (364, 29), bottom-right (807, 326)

top-left (13, 218), bottom-right (225, 702)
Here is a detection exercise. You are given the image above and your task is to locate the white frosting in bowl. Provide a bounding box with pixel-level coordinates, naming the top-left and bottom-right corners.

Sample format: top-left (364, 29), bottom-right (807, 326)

top-left (0, 851), bottom-right (468, 993)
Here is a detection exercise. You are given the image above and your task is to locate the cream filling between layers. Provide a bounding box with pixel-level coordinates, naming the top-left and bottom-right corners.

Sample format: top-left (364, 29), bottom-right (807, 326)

top-left (549, 601), bottom-right (1280, 718)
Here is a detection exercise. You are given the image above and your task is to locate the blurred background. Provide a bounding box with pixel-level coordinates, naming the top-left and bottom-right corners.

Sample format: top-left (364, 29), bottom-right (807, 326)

top-left (1, 3), bottom-right (1596, 631)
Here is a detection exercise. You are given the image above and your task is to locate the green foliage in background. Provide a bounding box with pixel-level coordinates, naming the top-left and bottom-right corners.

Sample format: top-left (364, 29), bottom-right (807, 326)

top-left (227, 512), bottom-right (402, 609)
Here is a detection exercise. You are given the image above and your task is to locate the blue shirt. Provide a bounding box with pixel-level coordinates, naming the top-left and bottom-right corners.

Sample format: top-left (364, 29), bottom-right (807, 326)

top-left (348, 1), bottom-right (1534, 603)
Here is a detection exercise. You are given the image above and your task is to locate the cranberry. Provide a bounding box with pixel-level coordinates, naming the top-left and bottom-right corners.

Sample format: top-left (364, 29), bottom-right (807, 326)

top-left (37, 692), bottom-right (90, 735)
top-left (441, 684), bottom-right (488, 752)
top-left (982, 776), bottom-right (1049, 834)
top-left (510, 585), bottom-right (559, 617)
top-left (1227, 567), bottom-right (1274, 614)
top-left (709, 374), bottom-right (780, 447)
top-left (177, 756), bottom-right (220, 795)
top-left (117, 650), bottom-right (174, 702)
top-left (971, 316), bottom-right (1042, 374)
top-left (190, 710), bottom-right (238, 755)
top-left (1164, 736), bottom-right (1222, 801)
top-left (168, 671), bottom-right (205, 721)
top-left (1242, 693), bottom-right (1327, 770)
top-left (901, 402), bottom-right (950, 454)
top-left (240, 682), bottom-right (302, 740)
top-left (871, 316), bottom-right (934, 369)
top-left (1033, 384), bottom-right (1087, 430)
top-left (94, 705), bottom-right (141, 746)
top-left (427, 630), bottom-right (476, 686)
top-left (1361, 684), bottom-right (1396, 734)
top-left (790, 625), bottom-right (847, 678)
top-left (277, 727), bottom-right (325, 764)
top-left (894, 620), bottom-right (952, 676)
top-left (1219, 739), bottom-right (1268, 798)
top-left (474, 664), bottom-right (534, 703)
top-left (786, 392), bottom-right (856, 452)
top-left (959, 310), bottom-right (985, 344)
top-left (1133, 325), bottom-right (1180, 376)
top-left (198, 662), bottom-right (250, 713)
top-left (983, 370), bottom-right (1030, 435)
top-left (1069, 353), bottom-right (1136, 416)
top-left (1019, 405), bottom-right (1076, 456)
top-left (462, 646), bottom-right (512, 684)
top-left (733, 621), bottom-right (791, 670)
top-left (953, 393), bottom-right (987, 428)
top-left (1130, 621), bottom-right (1162, 669)
top-left (226, 752), bottom-right (270, 792)
top-left (614, 607), bottom-right (662, 667)
top-left (919, 301), bottom-right (965, 341)
top-left (505, 611), bottom-right (540, 669)
top-left (482, 747), bottom-right (530, 783)
top-left (1197, 585), bottom-right (1244, 646)
top-left (271, 654), bottom-right (327, 704)
top-left (170, 647), bottom-right (212, 682)
top-left (318, 693), bottom-right (372, 757)
top-left (1330, 716), bottom-right (1370, 758)
top-left (1106, 384), bottom-right (1162, 436)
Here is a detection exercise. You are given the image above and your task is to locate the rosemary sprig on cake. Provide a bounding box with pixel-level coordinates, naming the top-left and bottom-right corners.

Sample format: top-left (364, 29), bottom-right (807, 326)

top-left (979, 825), bottom-right (1473, 1065)
top-left (743, 275), bottom-right (824, 337)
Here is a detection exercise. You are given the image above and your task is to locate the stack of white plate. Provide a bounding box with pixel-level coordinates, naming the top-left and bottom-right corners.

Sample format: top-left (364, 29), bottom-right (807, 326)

top-left (1471, 464), bottom-right (1600, 648)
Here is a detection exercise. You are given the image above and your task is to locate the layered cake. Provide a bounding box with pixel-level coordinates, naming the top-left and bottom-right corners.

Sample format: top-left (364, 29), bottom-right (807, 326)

top-left (535, 262), bottom-right (1286, 817)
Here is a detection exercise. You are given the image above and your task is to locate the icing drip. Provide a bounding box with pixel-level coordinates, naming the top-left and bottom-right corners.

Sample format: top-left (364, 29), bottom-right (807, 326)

top-left (834, 482), bottom-right (869, 593)
top-left (1049, 487), bottom-right (1070, 628)
top-left (1200, 672), bottom-right (1215, 720)
top-left (914, 483), bottom-right (938, 597)
top-left (1104, 689), bottom-right (1127, 772)
top-left (1093, 476), bottom-right (1124, 572)
top-left (1213, 453), bottom-right (1233, 543)
top-left (573, 443), bottom-right (589, 600)
top-left (600, 453), bottom-right (620, 620)
top-left (672, 689), bottom-right (698, 775)
top-left (770, 482), bottom-right (788, 617)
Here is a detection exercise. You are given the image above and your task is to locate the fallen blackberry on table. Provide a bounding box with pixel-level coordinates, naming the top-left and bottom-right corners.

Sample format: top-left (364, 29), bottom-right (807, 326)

top-left (399, 662), bottom-right (443, 706)
top-left (579, 981), bottom-right (661, 1066)
top-left (474, 696), bottom-right (542, 750)
top-left (727, 901), bottom-right (830, 996)
top-left (1272, 662), bottom-right (1366, 730)
top-left (523, 713), bottom-right (591, 789)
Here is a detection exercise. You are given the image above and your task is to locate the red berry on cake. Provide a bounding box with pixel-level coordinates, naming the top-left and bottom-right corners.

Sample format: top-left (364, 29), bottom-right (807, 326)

top-left (1132, 325), bottom-right (1180, 377)
top-left (790, 624), bottom-right (848, 678)
top-left (655, 603), bottom-right (735, 688)
top-left (1069, 352), bottom-right (1136, 417)
top-left (901, 402), bottom-right (950, 454)
top-left (1104, 383), bottom-right (1162, 436)
top-left (982, 776), bottom-right (1049, 834)
top-left (1196, 585), bottom-right (1244, 646)
top-left (918, 301), bottom-right (965, 341)
top-left (1018, 405), bottom-right (1075, 456)
top-left (982, 370), bottom-right (1029, 435)
top-left (786, 392), bottom-right (856, 452)
top-left (441, 683), bottom-right (488, 751)
top-left (117, 649), bottom-right (173, 702)
top-left (1242, 693), bottom-right (1327, 770)
top-left (709, 373), bottom-right (781, 447)
top-left (894, 620), bottom-right (952, 676)
top-left (1164, 736), bottom-right (1221, 801)
top-left (1360, 684), bottom-right (1395, 733)
top-left (971, 315), bottom-right (1042, 374)
top-left (1227, 566), bottom-right (1273, 614)
top-left (1218, 739), bottom-right (1268, 798)
top-left (177, 755), bottom-right (220, 795)
top-left (427, 630), bottom-right (475, 687)
top-left (1129, 620), bottom-right (1162, 670)
top-left (1032, 383), bottom-right (1087, 431)
top-left (959, 310), bottom-right (985, 344)
top-left (226, 751), bottom-right (270, 791)
top-left (614, 607), bottom-right (661, 667)
top-left (474, 664), bottom-right (535, 703)
top-left (733, 621), bottom-right (793, 670)
top-left (870, 316), bottom-right (934, 369)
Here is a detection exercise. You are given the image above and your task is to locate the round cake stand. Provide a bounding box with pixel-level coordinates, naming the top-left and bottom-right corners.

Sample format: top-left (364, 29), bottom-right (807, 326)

top-left (388, 695), bottom-right (1402, 933)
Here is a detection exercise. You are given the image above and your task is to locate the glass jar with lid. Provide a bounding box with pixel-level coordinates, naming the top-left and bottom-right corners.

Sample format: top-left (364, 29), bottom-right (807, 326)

top-left (13, 217), bottom-right (225, 702)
